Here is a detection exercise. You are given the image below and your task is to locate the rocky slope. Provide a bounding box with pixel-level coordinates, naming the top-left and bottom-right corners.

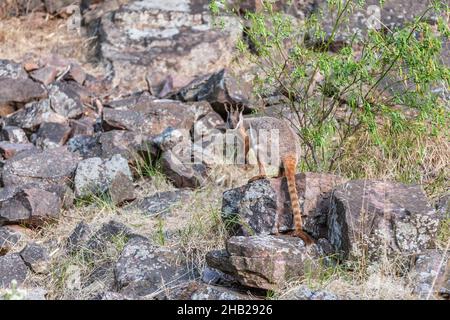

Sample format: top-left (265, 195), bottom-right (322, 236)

top-left (0, 0), bottom-right (448, 300)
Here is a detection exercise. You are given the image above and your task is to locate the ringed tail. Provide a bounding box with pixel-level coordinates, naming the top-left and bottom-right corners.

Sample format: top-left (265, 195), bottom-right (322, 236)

top-left (282, 155), bottom-right (313, 245)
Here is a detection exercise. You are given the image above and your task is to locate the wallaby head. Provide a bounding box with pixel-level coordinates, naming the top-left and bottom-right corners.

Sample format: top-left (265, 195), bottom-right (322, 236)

top-left (225, 103), bottom-right (244, 130)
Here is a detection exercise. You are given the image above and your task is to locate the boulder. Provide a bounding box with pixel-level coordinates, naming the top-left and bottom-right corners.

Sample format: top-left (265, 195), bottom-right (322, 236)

top-left (66, 221), bottom-right (92, 254)
top-left (161, 149), bottom-right (208, 188)
top-left (0, 254), bottom-right (28, 288)
top-left (0, 126), bottom-right (29, 144)
top-left (173, 69), bottom-right (255, 118)
top-left (125, 189), bottom-right (192, 216)
top-left (114, 236), bottom-right (191, 297)
top-left (19, 243), bottom-right (50, 274)
top-left (0, 142), bottom-right (36, 159)
top-left (206, 235), bottom-right (326, 290)
top-left (35, 122), bottom-right (72, 149)
top-left (2, 147), bottom-right (80, 187)
top-left (0, 59), bottom-right (28, 80)
top-left (74, 154), bottom-right (134, 204)
top-left (0, 227), bottom-right (22, 255)
top-left (4, 99), bottom-right (67, 130)
top-left (0, 78), bottom-right (46, 105)
top-left (48, 82), bottom-right (84, 118)
top-left (412, 249), bottom-right (449, 299)
top-left (222, 172), bottom-right (346, 238)
top-left (328, 180), bottom-right (440, 260)
top-left (0, 186), bottom-right (62, 226)
top-left (92, 0), bottom-right (242, 92)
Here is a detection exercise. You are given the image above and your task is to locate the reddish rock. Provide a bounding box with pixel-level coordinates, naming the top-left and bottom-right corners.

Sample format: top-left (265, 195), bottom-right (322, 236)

top-left (0, 142), bottom-right (36, 159)
top-left (30, 66), bottom-right (59, 85)
top-left (35, 122), bottom-right (72, 149)
top-left (0, 78), bottom-right (47, 104)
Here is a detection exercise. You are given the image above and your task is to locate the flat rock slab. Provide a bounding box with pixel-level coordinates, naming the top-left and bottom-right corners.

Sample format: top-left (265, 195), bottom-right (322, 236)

top-left (0, 78), bottom-right (46, 104)
top-left (222, 172), bottom-right (346, 238)
top-left (0, 186), bottom-right (62, 226)
top-left (0, 254), bottom-right (28, 288)
top-left (206, 235), bottom-right (326, 290)
top-left (94, 0), bottom-right (242, 92)
top-left (328, 180), bottom-right (439, 260)
top-left (115, 236), bottom-right (192, 297)
top-left (1, 147), bottom-right (80, 188)
top-left (125, 189), bottom-right (192, 216)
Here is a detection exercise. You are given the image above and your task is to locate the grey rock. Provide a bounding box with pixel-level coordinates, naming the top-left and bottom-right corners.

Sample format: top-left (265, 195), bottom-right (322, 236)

top-left (0, 254), bottom-right (28, 288)
top-left (66, 221), bottom-right (91, 254)
top-left (48, 82), bottom-right (84, 118)
top-left (115, 237), bottom-right (192, 297)
top-left (0, 186), bottom-right (61, 226)
top-left (0, 142), bottom-right (36, 159)
top-left (290, 285), bottom-right (338, 300)
top-left (174, 281), bottom-right (250, 300)
top-left (2, 147), bottom-right (80, 188)
top-left (412, 249), bottom-right (449, 299)
top-left (69, 117), bottom-right (96, 137)
top-left (161, 149), bottom-right (208, 188)
top-left (86, 220), bottom-right (133, 256)
top-left (30, 66), bottom-right (59, 85)
top-left (4, 99), bottom-right (67, 130)
top-left (20, 243), bottom-right (50, 274)
top-left (328, 180), bottom-right (439, 260)
top-left (0, 227), bottom-right (21, 254)
top-left (0, 126), bottom-right (29, 144)
top-left (35, 122), bottom-right (72, 149)
top-left (0, 59), bottom-right (28, 80)
top-left (74, 154), bottom-right (134, 204)
top-left (206, 235), bottom-right (326, 290)
top-left (125, 189), bottom-right (192, 216)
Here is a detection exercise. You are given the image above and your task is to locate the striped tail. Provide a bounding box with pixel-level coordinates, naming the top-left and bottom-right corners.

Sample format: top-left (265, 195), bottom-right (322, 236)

top-left (283, 156), bottom-right (313, 245)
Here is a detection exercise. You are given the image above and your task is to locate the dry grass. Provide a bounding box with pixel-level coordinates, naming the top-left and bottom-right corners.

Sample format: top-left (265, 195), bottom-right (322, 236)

top-left (0, 12), bottom-right (103, 76)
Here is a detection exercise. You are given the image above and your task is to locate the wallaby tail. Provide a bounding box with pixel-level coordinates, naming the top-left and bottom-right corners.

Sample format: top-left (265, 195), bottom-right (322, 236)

top-left (283, 156), bottom-right (313, 245)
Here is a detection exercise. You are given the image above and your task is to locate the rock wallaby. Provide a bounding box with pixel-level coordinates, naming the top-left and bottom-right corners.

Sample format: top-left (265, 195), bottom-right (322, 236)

top-left (225, 105), bottom-right (314, 245)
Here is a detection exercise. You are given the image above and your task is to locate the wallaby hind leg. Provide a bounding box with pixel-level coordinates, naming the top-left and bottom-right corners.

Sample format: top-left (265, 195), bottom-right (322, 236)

top-left (248, 156), bottom-right (267, 183)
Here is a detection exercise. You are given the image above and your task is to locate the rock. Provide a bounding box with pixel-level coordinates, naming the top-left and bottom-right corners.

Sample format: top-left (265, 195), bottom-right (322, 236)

top-left (19, 243), bottom-right (50, 274)
top-left (66, 221), bottom-right (92, 254)
top-left (317, 0), bottom-right (436, 44)
top-left (102, 108), bottom-right (150, 132)
top-left (35, 122), bottom-right (72, 149)
top-left (201, 266), bottom-right (237, 286)
top-left (48, 82), bottom-right (84, 118)
top-left (114, 236), bottom-right (191, 297)
top-left (222, 172), bottom-right (346, 238)
top-left (97, 291), bottom-right (138, 300)
top-left (69, 117), bottom-right (95, 137)
top-left (109, 172), bottom-right (136, 205)
top-left (174, 69), bottom-right (255, 118)
top-left (0, 254), bottom-right (28, 288)
top-left (0, 126), bottom-right (29, 144)
top-left (93, 0), bottom-right (242, 92)
top-left (98, 130), bottom-right (149, 160)
top-left (0, 227), bottom-right (22, 255)
top-left (30, 66), bottom-right (59, 85)
top-left (0, 59), bottom-right (28, 80)
top-left (74, 154), bottom-right (134, 204)
top-left (2, 147), bottom-right (80, 188)
top-left (0, 142), bottom-right (36, 159)
top-left (206, 235), bottom-right (325, 290)
top-left (0, 78), bottom-right (46, 105)
top-left (289, 285), bottom-right (338, 300)
top-left (161, 150), bottom-right (208, 189)
top-left (125, 189), bottom-right (192, 216)
top-left (0, 286), bottom-right (47, 300)
top-left (86, 220), bottom-right (133, 256)
top-left (67, 135), bottom-right (101, 158)
top-left (412, 249), bottom-right (449, 299)
top-left (0, 186), bottom-right (61, 226)
top-left (328, 180), bottom-right (439, 260)
top-left (44, 0), bottom-right (78, 14)
top-left (175, 281), bottom-right (250, 300)
top-left (4, 99), bottom-right (67, 130)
